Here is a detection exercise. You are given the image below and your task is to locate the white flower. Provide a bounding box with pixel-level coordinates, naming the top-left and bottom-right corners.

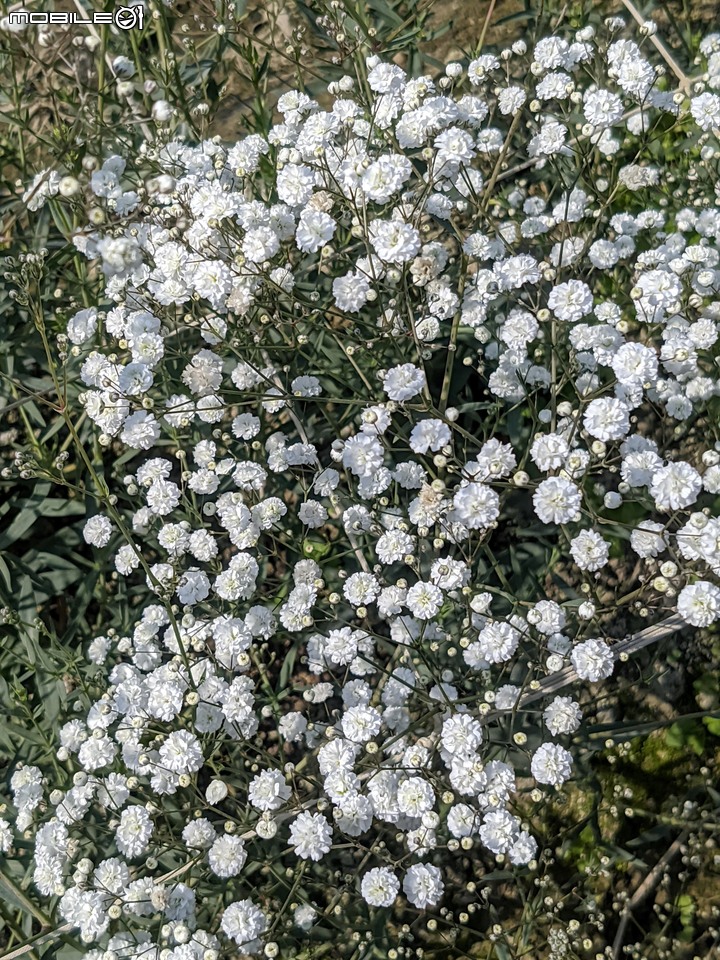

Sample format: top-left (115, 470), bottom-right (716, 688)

top-left (323, 627), bottom-right (358, 667)
top-left (497, 86), bottom-right (526, 115)
top-left (583, 398), bottom-right (630, 441)
top-left (83, 516), bottom-right (113, 547)
top-left (548, 280), bottom-right (593, 322)
top-left (221, 899), bottom-right (267, 948)
top-left (242, 227), bottom-right (279, 264)
top-left (279, 711), bottom-right (307, 742)
top-left (248, 770), bottom-right (291, 811)
top-left (344, 572), bottom-right (380, 607)
top-left (583, 88), bottom-right (623, 128)
top-left (59, 887), bottom-right (109, 941)
top-left (296, 209), bottom-right (336, 253)
top-left (333, 272), bottom-right (370, 312)
top-left (529, 121), bottom-right (569, 157)
top-left (621, 449), bottom-right (662, 487)
top-left (397, 777), bottom-right (435, 817)
top-left (294, 903), bottom-right (317, 930)
top-left (341, 705), bottom-right (382, 742)
top-left (376, 529), bottom-right (414, 563)
top-left (691, 92), bottom-right (720, 131)
top-left (530, 433), bottom-right (569, 472)
top-left (367, 60), bottom-right (406, 93)
top-left (677, 581), bottom-right (720, 626)
top-left (115, 806), bottom-right (153, 858)
top-left (650, 462), bottom-right (702, 511)
top-left (528, 599), bottom-right (565, 635)
top-left (158, 730), bottom-right (204, 774)
top-left (533, 36), bottom-right (570, 69)
top-left (409, 419), bottom-right (451, 454)
top-left (447, 803), bottom-right (479, 838)
top-left (78, 735), bottom-right (117, 772)
top-left (571, 638), bottom-right (614, 682)
top-left (298, 501), bottom-right (327, 528)
top-left (292, 375), bottom-right (322, 397)
top-left (67, 308), bottom-right (98, 345)
top-left (361, 867), bottom-right (399, 907)
top-left (183, 818), bottom-right (216, 850)
top-left (451, 482), bottom-right (500, 529)
top-left (361, 155), bottom-right (412, 202)
top-left (402, 863), bottom-right (444, 908)
top-left (509, 831), bottom-right (538, 865)
top-left (569, 530), bottom-right (610, 571)
top-left (543, 697), bottom-right (582, 735)
top-left (120, 411), bottom-right (160, 451)
top-left (176, 569), bottom-right (210, 605)
top-left (531, 742), bottom-right (573, 785)
top-left (495, 684), bottom-right (521, 709)
top-left (533, 477), bottom-right (582, 524)
top-left (611, 342), bottom-right (658, 386)
top-left (23, 168), bottom-right (61, 209)
top-left (479, 809), bottom-right (519, 854)
top-left (289, 812), bottom-right (333, 861)
top-left (369, 219), bottom-right (421, 263)
top-left (430, 557), bottom-right (468, 590)
top-left (441, 714), bottom-right (483, 756)
top-left (473, 620), bottom-right (520, 664)
top-left (630, 520), bottom-right (667, 558)
top-left (118, 363), bottom-right (154, 396)
top-left (383, 363), bottom-right (425, 403)
top-left (342, 434), bottom-right (384, 478)
top-left (208, 835), bottom-right (247, 877)
top-left (276, 163), bottom-right (316, 206)
top-left (406, 581), bottom-right (443, 619)
top-left (468, 53), bottom-right (500, 81)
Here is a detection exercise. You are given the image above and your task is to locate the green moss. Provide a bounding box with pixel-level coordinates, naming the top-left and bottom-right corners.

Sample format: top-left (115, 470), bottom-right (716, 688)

top-left (639, 731), bottom-right (693, 778)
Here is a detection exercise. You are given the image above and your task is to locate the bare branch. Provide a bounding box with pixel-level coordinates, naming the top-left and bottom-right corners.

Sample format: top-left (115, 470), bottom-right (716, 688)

top-left (619, 0), bottom-right (691, 92)
top-left (482, 614), bottom-right (687, 723)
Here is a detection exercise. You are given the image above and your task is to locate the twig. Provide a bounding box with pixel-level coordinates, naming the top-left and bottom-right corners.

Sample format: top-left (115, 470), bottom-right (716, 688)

top-left (346, 530), bottom-right (372, 574)
top-left (477, 0), bottom-right (497, 53)
top-left (0, 924), bottom-right (73, 960)
top-left (0, 387), bottom-right (57, 415)
top-left (482, 614), bottom-right (687, 723)
top-left (612, 831), bottom-right (688, 960)
top-left (526, 614), bottom-right (685, 707)
top-left (71, 0), bottom-right (154, 142)
top-left (439, 108), bottom-right (523, 414)
top-left (498, 68), bottom-right (703, 187)
top-left (260, 349), bottom-right (310, 445)
top-left (619, 0), bottom-right (691, 92)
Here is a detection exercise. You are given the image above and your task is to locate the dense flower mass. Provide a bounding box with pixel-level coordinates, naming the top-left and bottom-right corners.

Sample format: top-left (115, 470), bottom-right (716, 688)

top-left (9, 13), bottom-right (720, 960)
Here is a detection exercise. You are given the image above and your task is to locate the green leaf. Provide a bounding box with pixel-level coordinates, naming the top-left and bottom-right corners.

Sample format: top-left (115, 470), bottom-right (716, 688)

top-left (302, 538), bottom-right (331, 561)
top-left (703, 716), bottom-right (720, 737)
top-left (279, 641), bottom-right (300, 692)
top-left (0, 481), bottom-right (52, 550)
top-left (0, 869), bottom-right (51, 926)
top-left (0, 554), bottom-right (11, 591)
top-left (677, 893), bottom-right (696, 929)
top-left (666, 718), bottom-right (706, 756)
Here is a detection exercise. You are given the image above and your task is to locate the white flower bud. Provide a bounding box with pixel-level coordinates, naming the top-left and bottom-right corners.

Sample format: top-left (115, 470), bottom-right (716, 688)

top-left (206, 780), bottom-right (228, 805)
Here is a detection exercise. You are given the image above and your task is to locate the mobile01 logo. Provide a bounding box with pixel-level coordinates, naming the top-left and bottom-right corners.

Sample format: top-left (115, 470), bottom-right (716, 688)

top-left (9, 6), bottom-right (144, 30)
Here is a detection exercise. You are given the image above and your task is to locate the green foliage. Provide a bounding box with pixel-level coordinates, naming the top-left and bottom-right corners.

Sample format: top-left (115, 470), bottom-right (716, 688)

top-left (665, 717), bottom-right (706, 756)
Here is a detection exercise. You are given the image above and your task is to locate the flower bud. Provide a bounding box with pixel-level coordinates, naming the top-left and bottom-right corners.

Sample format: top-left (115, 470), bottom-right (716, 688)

top-left (206, 780), bottom-right (228, 805)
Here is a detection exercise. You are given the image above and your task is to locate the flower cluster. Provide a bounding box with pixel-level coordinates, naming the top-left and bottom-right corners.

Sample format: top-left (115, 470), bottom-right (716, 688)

top-left (10, 16), bottom-right (720, 958)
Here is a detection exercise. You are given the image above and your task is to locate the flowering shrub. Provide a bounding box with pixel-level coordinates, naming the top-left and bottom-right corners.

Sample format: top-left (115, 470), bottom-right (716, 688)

top-left (5, 7), bottom-right (720, 959)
